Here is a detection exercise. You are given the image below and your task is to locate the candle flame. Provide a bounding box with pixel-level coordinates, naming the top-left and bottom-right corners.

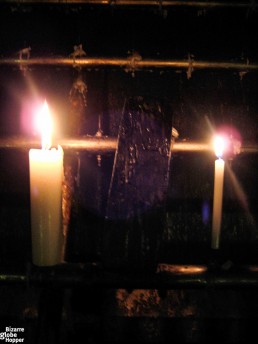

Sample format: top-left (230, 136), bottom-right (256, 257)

top-left (38, 101), bottom-right (52, 150)
top-left (213, 135), bottom-right (225, 158)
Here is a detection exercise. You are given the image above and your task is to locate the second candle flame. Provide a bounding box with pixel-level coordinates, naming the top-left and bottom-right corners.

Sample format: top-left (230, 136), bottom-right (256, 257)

top-left (213, 135), bottom-right (225, 159)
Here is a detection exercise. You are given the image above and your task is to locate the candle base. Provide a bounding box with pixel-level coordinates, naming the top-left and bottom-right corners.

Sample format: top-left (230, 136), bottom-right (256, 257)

top-left (211, 157), bottom-right (225, 252)
top-left (30, 146), bottom-right (64, 268)
top-left (32, 249), bottom-right (64, 267)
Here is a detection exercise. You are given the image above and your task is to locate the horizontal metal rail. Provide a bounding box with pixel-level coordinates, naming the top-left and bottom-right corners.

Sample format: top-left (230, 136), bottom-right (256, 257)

top-left (1, 264), bottom-right (258, 289)
top-left (0, 58), bottom-right (256, 71)
top-left (0, 1), bottom-right (255, 8)
top-left (0, 136), bottom-right (256, 154)
top-left (0, 136), bottom-right (118, 153)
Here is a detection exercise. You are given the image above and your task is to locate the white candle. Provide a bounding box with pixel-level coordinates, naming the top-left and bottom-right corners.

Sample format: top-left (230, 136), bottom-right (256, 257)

top-left (29, 101), bottom-right (64, 266)
top-left (211, 136), bottom-right (225, 249)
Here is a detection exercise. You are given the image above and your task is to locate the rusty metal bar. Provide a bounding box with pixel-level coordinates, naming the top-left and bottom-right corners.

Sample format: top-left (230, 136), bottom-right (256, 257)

top-left (1, 264), bottom-right (258, 289)
top-left (172, 141), bottom-right (211, 153)
top-left (0, 0), bottom-right (254, 8)
top-left (60, 136), bottom-right (118, 152)
top-left (0, 58), bottom-right (256, 71)
top-left (0, 136), bottom-right (118, 153)
top-left (0, 136), bottom-right (256, 154)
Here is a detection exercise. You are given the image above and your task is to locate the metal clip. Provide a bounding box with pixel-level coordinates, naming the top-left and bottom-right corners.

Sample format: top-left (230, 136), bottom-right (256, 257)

top-left (187, 53), bottom-right (194, 80)
top-left (125, 50), bottom-right (142, 77)
top-left (239, 58), bottom-right (249, 80)
top-left (18, 47), bottom-right (31, 60)
top-left (95, 115), bottom-right (103, 167)
top-left (70, 44), bottom-right (86, 60)
top-left (18, 46), bottom-right (31, 76)
top-left (69, 73), bottom-right (88, 107)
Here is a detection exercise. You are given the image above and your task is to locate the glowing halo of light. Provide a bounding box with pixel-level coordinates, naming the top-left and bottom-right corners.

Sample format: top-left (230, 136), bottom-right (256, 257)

top-left (213, 126), bottom-right (242, 159)
top-left (21, 98), bottom-right (43, 136)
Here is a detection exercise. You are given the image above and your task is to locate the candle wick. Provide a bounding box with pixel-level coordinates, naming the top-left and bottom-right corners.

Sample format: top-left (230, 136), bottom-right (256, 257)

top-left (42, 143), bottom-right (51, 150)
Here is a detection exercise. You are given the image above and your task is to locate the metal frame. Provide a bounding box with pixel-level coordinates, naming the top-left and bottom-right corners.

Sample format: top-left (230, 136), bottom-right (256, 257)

top-left (0, 1), bottom-right (255, 8)
top-left (1, 263), bottom-right (258, 288)
top-left (0, 58), bottom-right (256, 71)
top-left (0, 136), bottom-right (256, 154)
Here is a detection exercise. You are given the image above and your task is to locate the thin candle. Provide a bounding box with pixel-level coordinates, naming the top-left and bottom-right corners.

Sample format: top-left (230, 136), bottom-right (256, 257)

top-left (29, 101), bottom-right (64, 266)
top-left (211, 135), bottom-right (225, 249)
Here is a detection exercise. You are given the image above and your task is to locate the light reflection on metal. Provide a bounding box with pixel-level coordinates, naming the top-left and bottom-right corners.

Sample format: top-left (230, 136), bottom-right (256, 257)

top-left (0, 136), bottom-right (256, 154)
top-left (172, 141), bottom-right (211, 153)
top-left (157, 264), bottom-right (207, 275)
top-left (0, 136), bottom-right (117, 153)
top-left (2, 263), bottom-right (258, 288)
top-left (0, 58), bottom-right (257, 71)
top-left (0, 1), bottom-right (254, 8)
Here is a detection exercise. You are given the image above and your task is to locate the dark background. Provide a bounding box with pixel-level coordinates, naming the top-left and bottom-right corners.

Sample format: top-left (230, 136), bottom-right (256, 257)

top-left (1, 2), bottom-right (258, 265)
